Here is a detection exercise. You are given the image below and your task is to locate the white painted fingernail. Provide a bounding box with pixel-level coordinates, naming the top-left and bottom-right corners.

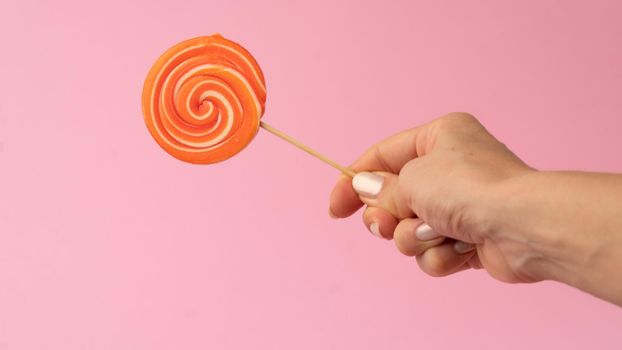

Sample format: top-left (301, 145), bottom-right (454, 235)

top-left (454, 241), bottom-right (475, 254)
top-left (369, 222), bottom-right (382, 238)
top-left (352, 172), bottom-right (384, 198)
top-left (415, 223), bottom-right (439, 241)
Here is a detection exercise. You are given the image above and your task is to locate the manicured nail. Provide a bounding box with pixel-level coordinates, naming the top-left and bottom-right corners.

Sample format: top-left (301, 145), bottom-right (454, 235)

top-left (415, 223), bottom-right (439, 241)
top-left (352, 172), bottom-right (384, 198)
top-left (369, 222), bottom-right (382, 238)
top-left (454, 241), bottom-right (475, 254)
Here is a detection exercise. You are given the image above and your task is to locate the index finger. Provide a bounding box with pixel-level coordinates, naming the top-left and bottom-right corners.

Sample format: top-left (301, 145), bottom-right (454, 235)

top-left (329, 124), bottom-right (430, 218)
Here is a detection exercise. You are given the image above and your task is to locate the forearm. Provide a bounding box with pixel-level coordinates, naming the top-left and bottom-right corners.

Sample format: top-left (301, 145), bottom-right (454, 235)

top-left (490, 171), bottom-right (622, 305)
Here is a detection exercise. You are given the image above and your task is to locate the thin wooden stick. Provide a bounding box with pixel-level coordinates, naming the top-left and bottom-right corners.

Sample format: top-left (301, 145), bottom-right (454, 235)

top-left (260, 121), bottom-right (356, 177)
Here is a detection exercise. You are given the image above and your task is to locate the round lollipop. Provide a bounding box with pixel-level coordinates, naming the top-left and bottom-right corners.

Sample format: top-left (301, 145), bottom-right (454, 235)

top-left (142, 34), bottom-right (355, 176)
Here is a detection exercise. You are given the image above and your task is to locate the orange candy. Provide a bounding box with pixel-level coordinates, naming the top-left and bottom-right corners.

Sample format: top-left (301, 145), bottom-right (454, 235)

top-left (142, 35), bottom-right (267, 164)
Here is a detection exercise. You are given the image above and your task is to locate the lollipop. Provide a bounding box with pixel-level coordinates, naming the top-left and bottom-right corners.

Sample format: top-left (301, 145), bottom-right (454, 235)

top-left (142, 34), bottom-right (355, 176)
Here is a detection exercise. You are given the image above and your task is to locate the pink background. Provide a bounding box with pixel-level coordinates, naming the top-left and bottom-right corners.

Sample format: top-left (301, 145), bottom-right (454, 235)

top-left (1, 0), bottom-right (621, 349)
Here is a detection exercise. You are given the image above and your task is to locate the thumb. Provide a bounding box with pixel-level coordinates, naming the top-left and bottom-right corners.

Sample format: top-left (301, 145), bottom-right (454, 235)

top-left (352, 171), bottom-right (414, 219)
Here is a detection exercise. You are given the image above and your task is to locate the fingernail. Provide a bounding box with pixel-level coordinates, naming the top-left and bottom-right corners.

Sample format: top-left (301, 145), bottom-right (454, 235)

top-left (454, 241), bottom-right (475, 254)
top-left (415, 223), bottom-right (439, 241)
top-left (328, 208), bottom-right (338, 219)
top-left (352, 172), bottom-right (384, 198)
top-left (369, 222), bottom-right (383, 238)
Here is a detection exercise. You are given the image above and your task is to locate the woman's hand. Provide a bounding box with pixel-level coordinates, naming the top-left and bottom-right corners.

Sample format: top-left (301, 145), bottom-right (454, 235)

top-left (329, 112), bottom-right (622, 305)
top-left (329, 112), bottom-right (540, 282)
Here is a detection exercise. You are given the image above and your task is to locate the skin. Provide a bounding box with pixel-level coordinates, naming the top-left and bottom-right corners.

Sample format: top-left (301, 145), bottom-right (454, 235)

top-left (329, 112), bottom-right (622, 306)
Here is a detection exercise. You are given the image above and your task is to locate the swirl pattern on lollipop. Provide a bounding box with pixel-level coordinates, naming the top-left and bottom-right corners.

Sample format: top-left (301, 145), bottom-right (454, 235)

top-left (142, 34), bottom-right (267, 164)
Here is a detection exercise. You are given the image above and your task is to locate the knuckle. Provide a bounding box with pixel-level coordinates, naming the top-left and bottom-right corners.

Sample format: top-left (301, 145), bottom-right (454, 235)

top-left (395, 236), bottom-right (435, 257)
top-left (393, 225), bottom-right (413, 256)
top-left (445, 111), bottom-right (477, 123)
top-left (397, 159), bottom-right (420, 187)
top-left (394, 239), bottom-right (412, 256)
top-left (394, 220), bottom-right (418, 256)
top-left (410, 243), bottom-right (429, 257)
top-left (396, 160), bottom-right (423, 212)
top-left (398, 158), bottom-right (417, 176)
top-left (435, 112), bottom-right (480, 131)
top-left (417, 250), bottom-right (451, 277)
top-left (373, 143), bottom-right (393, 172)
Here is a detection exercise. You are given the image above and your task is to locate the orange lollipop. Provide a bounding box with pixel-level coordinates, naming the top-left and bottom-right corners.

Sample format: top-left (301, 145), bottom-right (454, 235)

top-left (142, 34), bottom-right (266, 164)
top-left (143, 34), bottom-right (355, 176)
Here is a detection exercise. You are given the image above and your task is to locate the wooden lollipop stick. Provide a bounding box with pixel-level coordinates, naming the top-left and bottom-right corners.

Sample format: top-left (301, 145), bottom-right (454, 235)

top-left (260, 121), bottom-right (356, 177)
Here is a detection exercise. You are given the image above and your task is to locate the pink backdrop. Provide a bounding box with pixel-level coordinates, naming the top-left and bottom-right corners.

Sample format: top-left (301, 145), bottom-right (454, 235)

top-left (1, 0), bottom-right (621, 349)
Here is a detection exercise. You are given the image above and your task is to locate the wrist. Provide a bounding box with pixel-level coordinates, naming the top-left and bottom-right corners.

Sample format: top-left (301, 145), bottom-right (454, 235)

top-left (480, 170), bottom-right (584, 283)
